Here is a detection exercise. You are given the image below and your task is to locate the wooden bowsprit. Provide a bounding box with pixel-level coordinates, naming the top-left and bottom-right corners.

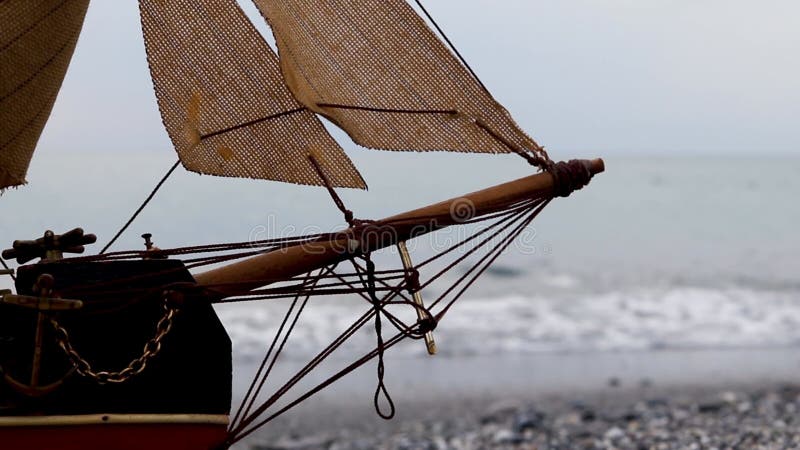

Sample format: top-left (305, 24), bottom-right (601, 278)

top-left (194, 159), bottom-right (603, 294)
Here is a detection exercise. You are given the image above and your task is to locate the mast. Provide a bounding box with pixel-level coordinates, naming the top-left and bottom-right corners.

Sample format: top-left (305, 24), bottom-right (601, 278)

top-left (195, 158), bottom-right (604, 296)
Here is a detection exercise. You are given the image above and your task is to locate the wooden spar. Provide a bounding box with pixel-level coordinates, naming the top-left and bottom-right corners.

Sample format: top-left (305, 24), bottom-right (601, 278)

top-left (194, 159), bottom-right (605, 297)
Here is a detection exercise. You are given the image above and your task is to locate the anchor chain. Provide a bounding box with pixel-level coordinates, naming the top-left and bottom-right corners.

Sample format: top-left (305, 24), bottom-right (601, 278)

top-left (50, 295), bottom-right (178, 385)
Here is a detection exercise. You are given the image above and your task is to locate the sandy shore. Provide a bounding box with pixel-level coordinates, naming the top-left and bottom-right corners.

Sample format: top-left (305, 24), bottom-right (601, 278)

top-left (231, 347), bottom-right (800, 449)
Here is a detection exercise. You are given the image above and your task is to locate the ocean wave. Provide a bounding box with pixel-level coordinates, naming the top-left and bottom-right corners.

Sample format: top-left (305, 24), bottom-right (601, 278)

top-left (214, 285), bottom-right (800, 361)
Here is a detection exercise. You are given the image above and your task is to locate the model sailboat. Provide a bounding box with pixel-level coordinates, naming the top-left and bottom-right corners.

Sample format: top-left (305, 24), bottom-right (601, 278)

top-left (0, 1), bottom-right (603, 449)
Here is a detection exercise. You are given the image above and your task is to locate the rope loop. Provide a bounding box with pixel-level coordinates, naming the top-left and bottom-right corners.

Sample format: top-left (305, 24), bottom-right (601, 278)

top-left (364, 253), bottom-right (396, 420)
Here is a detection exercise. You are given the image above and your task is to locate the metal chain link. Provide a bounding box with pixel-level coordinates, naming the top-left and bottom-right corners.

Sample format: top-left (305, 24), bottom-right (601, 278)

top-left (50, 296), bottom-right (178, 385)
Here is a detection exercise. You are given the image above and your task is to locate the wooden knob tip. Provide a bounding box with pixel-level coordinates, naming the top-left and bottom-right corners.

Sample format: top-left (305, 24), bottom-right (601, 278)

top-left (584, 158), bottom-right (605, 175)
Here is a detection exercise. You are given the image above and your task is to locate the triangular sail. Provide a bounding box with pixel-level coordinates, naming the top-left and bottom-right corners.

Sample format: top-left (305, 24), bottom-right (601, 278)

top-left (139, 0), bottom-right (366, 189)
top-left (0, 0), bottom-right (90, 190)
top-left (252, 0), bottom-right (547, 164)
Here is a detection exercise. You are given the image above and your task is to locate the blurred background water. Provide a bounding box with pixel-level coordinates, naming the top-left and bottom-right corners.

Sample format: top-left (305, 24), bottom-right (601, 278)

top-left (2, 151), bottom-right (798, 360)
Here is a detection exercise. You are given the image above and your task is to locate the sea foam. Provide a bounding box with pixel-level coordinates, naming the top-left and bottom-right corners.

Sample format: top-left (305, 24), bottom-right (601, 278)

top-left (215, 283), bottom-right (800, 361)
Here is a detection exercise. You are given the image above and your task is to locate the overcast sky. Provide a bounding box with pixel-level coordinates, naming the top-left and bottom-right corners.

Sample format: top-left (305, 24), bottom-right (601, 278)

top-left (3, 1), bottom-right (798, 290)
top-left (41, 0), bottom-right (799, 158)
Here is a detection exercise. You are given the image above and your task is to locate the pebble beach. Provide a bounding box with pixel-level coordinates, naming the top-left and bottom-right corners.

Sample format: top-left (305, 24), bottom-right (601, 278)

top-left (233, 348), bottom-right (800, 450)
top-left (248, 383), bottom-right (800, 450)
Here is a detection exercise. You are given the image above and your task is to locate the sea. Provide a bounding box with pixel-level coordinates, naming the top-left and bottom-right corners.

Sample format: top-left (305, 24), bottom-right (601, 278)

top-left (3, 150), bottom-right (799, 444)
top-left (3, 151), bottom-right (797, 357)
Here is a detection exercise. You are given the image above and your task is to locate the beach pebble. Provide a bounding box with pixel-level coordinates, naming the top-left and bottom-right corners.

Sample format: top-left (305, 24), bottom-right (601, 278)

top-left (512, 410), bottom-right (545, 432)
top-left (253, 434), bottom-right (332, 450)
top-left (580, 409), bottom-right (597, 422)
top-left (720, 391), bottom-right (738, 403)
top-left (492, 429), bottom-right (523, 445)
top-left (480, 399), bottom-right (522, 424)
top-left (604, 426), bottom-right (625, 440)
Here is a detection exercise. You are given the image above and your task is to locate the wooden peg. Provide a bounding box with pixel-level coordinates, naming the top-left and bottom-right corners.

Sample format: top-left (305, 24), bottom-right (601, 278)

top-left (397, 241), bottom-right (436, 355)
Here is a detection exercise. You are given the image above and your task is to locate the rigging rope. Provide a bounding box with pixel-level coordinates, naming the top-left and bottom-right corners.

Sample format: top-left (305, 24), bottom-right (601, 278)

top-left (99, 159), bottom-right (180, 254)
top-left (231, 267), bottom-right (324, 431)
top-left (307, 154), bottom-right (357, 226)
top-left (224, 200), bottom-right (542, 445)
top-left (413, 0), bottom-right (489, 94)
top-left (0, 256), bottom-right (15, 281)
top-left (413, 0), bottom-right (552, 167)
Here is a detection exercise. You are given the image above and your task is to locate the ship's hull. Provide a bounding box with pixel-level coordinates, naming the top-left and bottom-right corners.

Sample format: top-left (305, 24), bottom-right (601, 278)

top-left (0, 414), bottom-right (229, 450)
top-left (1, 259), bottom-right (234, 449)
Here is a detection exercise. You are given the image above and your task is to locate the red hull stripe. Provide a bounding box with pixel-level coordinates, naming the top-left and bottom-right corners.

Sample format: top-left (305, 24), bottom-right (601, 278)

top-left (0, 414), bottom-right (229, 450)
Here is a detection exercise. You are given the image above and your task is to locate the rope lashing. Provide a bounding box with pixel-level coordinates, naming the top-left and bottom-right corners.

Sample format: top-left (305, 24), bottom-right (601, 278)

top-left (548, 159), bottom-right (593, 198)
top-left (397, 247), bottom-right (437, 354)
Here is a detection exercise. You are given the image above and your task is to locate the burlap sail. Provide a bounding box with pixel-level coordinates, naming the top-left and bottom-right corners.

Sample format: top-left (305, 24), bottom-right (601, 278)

top-left (252, 0), bottom-right (547, 164)
top-left (0, 0), bottom-right (90, 190)
top-left (139, 0), bottom-right (366, 189)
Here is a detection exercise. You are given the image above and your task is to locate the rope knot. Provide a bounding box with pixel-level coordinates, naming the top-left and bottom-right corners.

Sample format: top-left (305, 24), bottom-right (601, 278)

top-left (404, 268), bottom-right (421, 294)
top-left (548, 160), bottom-right (592, 198)
top-left (344, 210), bottom-right (355, 227)
top-left (418, 316), bottom-right (437, 334)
